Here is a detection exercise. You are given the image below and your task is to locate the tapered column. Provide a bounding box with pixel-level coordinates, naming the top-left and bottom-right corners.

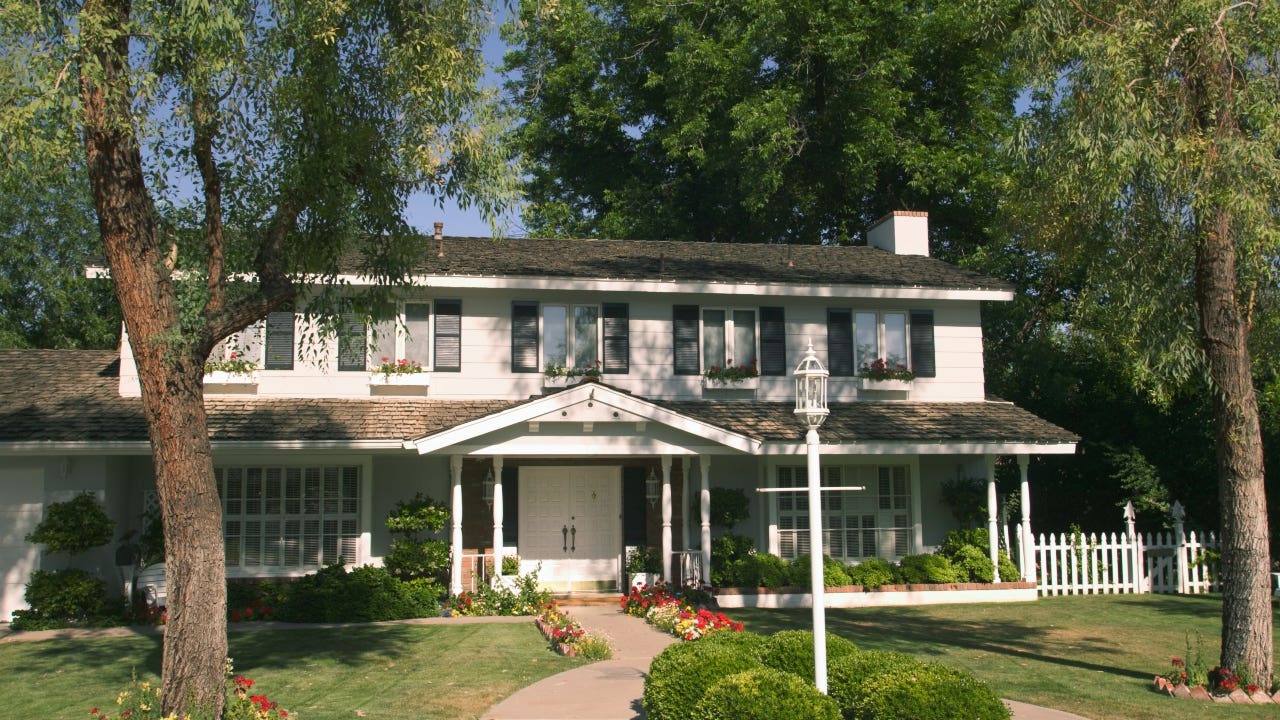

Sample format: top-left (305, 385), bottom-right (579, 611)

top-left (681, 457), bottom-right (691, 552)
top-left (986, 454), bottom-right (1000, 582)
top-left (492, 456), bottom-right (504, 579)
top-left (661, 455), bottom-right (673, 582)
top-left (450, 456), bottom-right (463, 595)
top-left (1018, 454), bottom-right (1033, 582)
top-left (700, 456), bottom-right (712, 586)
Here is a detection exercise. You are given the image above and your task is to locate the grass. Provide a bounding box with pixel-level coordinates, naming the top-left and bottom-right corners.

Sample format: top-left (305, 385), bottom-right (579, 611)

top-left (732, 594), bottom-right (1280, 720)
top-left (0, 622), bottom-right (585, 719)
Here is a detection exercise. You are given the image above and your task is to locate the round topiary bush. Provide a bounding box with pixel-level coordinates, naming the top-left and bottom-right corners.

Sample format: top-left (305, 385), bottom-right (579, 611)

top-left (828, 648), bottom-right (926, 715)
top-left (949, 544), bottom-right (995, 583)
top-left (757, 629), bottom-right (858, 680)
top-left (832, 654), bottom-right (1010, 720)
top-left (692, 667), bottom-right (840, 720)
top-left (644, 632), bottom-right (765, 720)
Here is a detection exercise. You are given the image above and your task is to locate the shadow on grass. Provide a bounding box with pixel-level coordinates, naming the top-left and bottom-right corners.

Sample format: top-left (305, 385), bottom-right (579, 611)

top-left (732, 601), bottom-right (1156, 682)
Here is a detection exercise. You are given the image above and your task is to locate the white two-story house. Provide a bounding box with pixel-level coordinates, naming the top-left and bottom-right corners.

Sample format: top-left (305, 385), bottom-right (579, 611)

top-left (0, 212), bottom-right (1077, 619)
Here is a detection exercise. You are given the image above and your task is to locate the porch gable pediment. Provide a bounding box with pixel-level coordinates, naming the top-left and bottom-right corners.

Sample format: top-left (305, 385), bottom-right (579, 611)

top-left (411, 382), bottom-right (761, 456)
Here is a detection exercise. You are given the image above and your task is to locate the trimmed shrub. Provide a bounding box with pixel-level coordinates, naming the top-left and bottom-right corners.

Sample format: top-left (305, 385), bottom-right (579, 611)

top-left (788, 554), bottom-right (853, 587)
top-left (897, 554), bottom-right (962, 584)
top-left (757, 629), bottom-right (859, 680)
top-left (838, 659), bottom-right (1011, 720)
top-left (711, 533), bottom-right (756, 586)
top-left (998, 551), bottom-right (1020, 582)
top-left (938, 528), bottom-right (989, 558)
top-left (847, 558), bottom-right (895, 589)
top-left (276, 564), bottom-right (434, 623)
top-left (693, 667), bottom-right (840, 720)
top-left (643, 631), bottom-right (765, 720)
top-left (723, 552), bottom-right (789, 588)
top-left (828, 649), bottom-right (928, 717)
top-left (949, 544), bottom-right (995, 583)
top-left (26, 493), bottom-right (114, 555)
top-left (10, 566), bottom-right (111, 627)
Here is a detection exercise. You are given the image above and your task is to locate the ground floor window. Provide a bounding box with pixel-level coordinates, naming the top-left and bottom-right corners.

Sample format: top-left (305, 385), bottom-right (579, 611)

top-left (216, 464), bottom-right (360, 570)
top-left (775, 465), bottom-right (912, 562)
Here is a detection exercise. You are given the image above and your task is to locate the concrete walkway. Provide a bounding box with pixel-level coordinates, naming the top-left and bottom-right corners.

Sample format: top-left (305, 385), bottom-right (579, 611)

top-left (484, 604), bottom-right (1090, 720)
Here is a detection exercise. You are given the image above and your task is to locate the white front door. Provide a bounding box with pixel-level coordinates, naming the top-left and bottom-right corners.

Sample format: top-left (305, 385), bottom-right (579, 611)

top-left (519, 466), bottom-right (621, 590)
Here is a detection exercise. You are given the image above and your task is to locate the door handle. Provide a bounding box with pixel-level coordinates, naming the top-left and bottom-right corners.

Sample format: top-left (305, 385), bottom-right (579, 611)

top-left (562, 525), bottom-right (568, 552)
top-left (570, 524), bottom-right (576, 552)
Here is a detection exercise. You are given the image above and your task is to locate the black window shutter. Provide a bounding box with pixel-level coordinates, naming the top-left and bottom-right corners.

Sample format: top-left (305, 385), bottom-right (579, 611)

top-left (760, 306), bottom-right (786, 376)
top-left (511, 301), bottom-right (539, 373)
top-left (264, 310), bottom-right (295, 370)
top-left (338, 307), bottom-right (367, 371)
top-left (673, 305), bottom-right (700, 375)
top-left (910, 310), bottom-right (936, 378)
top-left (434, 299), bottom-right (462, 372)
top-left (827, 309), bottom-right (854, 376)
top-left (602, 303), bottom-right (630, 374)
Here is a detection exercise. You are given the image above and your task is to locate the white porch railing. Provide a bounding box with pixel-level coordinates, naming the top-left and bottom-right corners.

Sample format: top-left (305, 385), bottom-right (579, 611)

top-left (673, 549), bottom-right (704, 586)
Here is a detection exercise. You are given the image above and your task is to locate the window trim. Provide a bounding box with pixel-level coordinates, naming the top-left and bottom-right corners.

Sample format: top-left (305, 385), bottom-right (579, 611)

top-left (370, 300), bottom-right (434, 370)
top-left (540, 302), bottom-right (603, 372)
top-left (699, 306), bottom-right (759, 373)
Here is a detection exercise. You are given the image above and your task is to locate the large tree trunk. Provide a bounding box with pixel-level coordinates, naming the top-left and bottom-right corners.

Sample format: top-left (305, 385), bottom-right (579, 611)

top-left (81, 0), bottom-right (228, 715)
top-left (1196, 209), bottom-right (1271, 689)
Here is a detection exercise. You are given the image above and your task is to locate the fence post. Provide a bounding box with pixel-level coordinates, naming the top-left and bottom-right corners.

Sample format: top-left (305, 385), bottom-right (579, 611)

top-left (1124, 501), bottom-right (1142, 594)
top-left (1171, 501), bottom-right (1187, 594)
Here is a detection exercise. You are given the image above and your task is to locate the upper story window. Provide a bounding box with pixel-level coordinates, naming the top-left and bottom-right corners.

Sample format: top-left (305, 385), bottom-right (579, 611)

top-left (827, 309), bottom-right (934, 377)
top-left (372, 301), bottom-right (432, 370)
top-left (673, 305), bottom-right (786, 376)
top-left (513, 301), bottom-right (628, 374)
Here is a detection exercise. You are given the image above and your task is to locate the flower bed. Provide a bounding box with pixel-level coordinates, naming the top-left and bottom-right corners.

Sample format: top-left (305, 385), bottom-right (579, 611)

top-left (1154, 656), bottom-right (1279, 704)
top-left (621, 583), bottom-right (744, 641)
top-left (533, 601), bottom-right (613, 659)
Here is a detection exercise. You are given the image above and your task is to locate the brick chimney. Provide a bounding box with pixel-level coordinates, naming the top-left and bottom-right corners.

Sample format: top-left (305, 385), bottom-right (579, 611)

top-left (867, 211), bottom-right (929, 257)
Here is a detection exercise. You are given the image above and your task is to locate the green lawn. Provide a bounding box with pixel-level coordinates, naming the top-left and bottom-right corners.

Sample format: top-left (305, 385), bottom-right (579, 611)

top-left (733, 594), bottom-right (1280, 720)
top-left (0, 622), bottom-right (584, 720)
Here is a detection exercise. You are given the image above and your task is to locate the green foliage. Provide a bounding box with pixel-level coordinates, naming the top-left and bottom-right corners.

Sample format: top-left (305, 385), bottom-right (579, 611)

top-left (949, 545), bottom-right (996, 583)
top-left (722, 553), bottom-right (790, 589)
top-left (446, 570), bottom-right (551, 616)
top-left (847, 558), bottom-right (896, 590)
top-left (828, 650), bottom-right (927, 718)
top-left (939, 478), bottom-right (987, 528)
top-left (627, 546), bottom-right (662, 574)
top-left (643, 632), bottom-right (764, 720)
top-left (788, 555), bottom-right (853, 588)
top-left (13, 569), bottom-right (107, 628)
top-left (26, 492), bottom-right (114, 556)
top-left (503, 0), bottom-right (1019, 248)
top-left (756, 629), bottom-right (858, 681)
top-left (709, 488), bottom-right (750, 530)
top-left (710, 533), bottom-right (757, 586)
top-left (384, 493), bottom-right (451, 581)
top-left (275, 564), bottom-right (437, 623)
top-left (137, 505), bottom-right (165, 567)
top-left (692, 668), bottom-right (840, 720)
top-left (896, 554), bottom-right (962, 585)
top-left (1108, 445), bottom-right (1172, 519)
top-left (998, 551), bottom-right (1020, 583)
top-left (837, 658), bottom-right (1010, 720)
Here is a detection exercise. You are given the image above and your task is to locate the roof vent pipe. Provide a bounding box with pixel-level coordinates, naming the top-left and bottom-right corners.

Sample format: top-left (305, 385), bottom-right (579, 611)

top-left (434, 222), bottom-right (444, 258)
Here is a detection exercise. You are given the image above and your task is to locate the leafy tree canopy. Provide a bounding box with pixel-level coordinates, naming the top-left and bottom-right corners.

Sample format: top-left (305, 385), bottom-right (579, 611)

top-left (503, 0), bottom-right (1019, 250)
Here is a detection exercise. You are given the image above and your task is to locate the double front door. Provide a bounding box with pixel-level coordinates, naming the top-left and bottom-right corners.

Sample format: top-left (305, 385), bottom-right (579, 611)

top-left (518, 466), bottom-right (621, 590)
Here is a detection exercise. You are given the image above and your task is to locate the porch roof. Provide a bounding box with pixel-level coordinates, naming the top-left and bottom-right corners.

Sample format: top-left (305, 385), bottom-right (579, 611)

top-left (0, 350), bottom-right (1077, 455)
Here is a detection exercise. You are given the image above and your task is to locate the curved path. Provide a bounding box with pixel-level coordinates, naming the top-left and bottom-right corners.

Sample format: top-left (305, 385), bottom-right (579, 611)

top-left (484, 604), bottom-right (1089, 720)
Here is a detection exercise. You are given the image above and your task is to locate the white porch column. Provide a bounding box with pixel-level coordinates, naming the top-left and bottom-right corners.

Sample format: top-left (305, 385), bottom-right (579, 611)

top-left (681, 457), bottom-right (691, 553)
top-left (492, 456), bottom-right (504, 579)
top-left (986, 454), bottom-right (1000, 582)
top-left (661, 455), bottom-right (673, 582)
top-left (700, 456), bottom-right (712, 586)
top-left (1018, 454), bottom-right (1033, 582)
top-left (450, 456), bottom-right (464, 595)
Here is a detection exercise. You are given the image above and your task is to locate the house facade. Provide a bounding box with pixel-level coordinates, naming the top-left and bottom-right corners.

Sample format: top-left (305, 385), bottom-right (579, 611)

top-left (0, 212), bottom-right (1077, 620)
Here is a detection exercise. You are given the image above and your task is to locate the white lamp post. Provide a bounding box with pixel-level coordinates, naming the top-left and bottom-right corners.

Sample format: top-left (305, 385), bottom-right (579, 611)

top-left (794, 340), bottom-right (830, 693)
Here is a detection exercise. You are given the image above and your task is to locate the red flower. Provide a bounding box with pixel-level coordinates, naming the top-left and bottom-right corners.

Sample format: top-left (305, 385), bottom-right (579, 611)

top-left (234, 675), bottom-right (255, 689)
top-left (89, 709), bottom-right (99, 715)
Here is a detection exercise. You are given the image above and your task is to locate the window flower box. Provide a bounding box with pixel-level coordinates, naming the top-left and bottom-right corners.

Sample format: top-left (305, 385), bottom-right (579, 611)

top-left (368, 372), bottom-right (431, 387)
top-left (203, 370), bottom-right (258, 386)
top-left (702, 376), bottom-right (759, 391)
top-left (859, 377), bottom-right (911, 392)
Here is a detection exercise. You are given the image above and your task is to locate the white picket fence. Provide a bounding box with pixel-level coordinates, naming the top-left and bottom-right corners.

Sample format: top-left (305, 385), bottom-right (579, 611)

top-left (1032, 529), bottom-right (1219, 596)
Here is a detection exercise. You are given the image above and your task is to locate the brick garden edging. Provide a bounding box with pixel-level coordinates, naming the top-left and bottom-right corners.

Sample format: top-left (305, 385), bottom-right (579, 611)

top-left (1153, 676), bottom-right (1280, 705)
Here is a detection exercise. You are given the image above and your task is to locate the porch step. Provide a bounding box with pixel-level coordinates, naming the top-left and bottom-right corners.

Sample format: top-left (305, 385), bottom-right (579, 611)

top-left (554, 591), bottom-right (623, 607)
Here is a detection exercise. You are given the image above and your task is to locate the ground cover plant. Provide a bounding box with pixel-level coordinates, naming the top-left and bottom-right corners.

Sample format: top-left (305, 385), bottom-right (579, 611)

top-left (0, 623), bottom-right (584, 720)
top-left (732, 594), bottom-right (1280, 720)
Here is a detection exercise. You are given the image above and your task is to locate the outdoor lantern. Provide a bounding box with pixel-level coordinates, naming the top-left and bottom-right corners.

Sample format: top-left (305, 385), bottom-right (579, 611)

top-left (482, 467), bottom-right (495, 508)
top-left (646, 467), bottom-right (660, 506)
top-left (793, 340), bottom-right (830, 429)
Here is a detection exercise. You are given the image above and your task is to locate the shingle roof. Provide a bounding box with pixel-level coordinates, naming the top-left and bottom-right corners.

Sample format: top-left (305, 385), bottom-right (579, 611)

top-left (660, 399), bottom-right (1079, 445)
top-left (0, 350), bottom-right (521, 443)
top-left (356, 236), bottom-right (1012, 291)
top-left (0, 351), bottom-right (1076, 448)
